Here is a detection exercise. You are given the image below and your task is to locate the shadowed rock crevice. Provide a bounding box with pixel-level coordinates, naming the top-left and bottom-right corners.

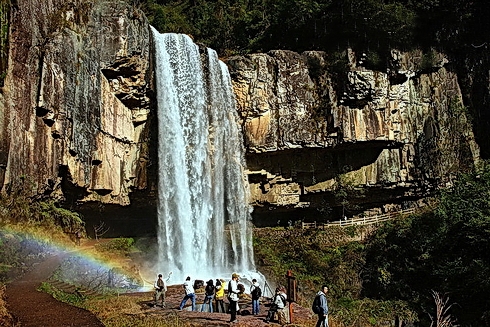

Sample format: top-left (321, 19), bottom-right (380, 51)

top-left (247, 141), bottom-right (392, 186)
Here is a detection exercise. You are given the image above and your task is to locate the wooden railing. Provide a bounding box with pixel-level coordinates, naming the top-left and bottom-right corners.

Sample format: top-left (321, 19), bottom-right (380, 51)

top-left (302, 207), bottom-right (416, 229)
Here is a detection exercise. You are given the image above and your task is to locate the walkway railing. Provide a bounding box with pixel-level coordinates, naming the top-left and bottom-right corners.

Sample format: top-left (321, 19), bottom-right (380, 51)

top-left (302, 207), bottom-right (416, 229)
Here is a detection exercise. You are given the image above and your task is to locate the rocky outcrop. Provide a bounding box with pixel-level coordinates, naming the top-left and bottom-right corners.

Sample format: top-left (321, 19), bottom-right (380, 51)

top-left (227, 49), bottom-right (480, 217)
top-left (0, 0), bottom-right (154, 205)
top-left (0, 0), bottom-right (481, 225)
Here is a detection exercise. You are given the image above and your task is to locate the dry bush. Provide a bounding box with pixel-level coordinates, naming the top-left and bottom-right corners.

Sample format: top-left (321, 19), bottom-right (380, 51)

top-left (430, 291), bottom-right (459, 327)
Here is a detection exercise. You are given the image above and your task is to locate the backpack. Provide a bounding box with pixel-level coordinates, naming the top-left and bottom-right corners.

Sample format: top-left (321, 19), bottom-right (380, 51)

top-left (251, 286), bottom-right (262, 299)
top-left (227, 280), bottom-right (233, 300)
top-left (205, 284), bottom-right (215, 295)
top-left (312, 294), bottom-right (322, 314)
top-left (279, 294), bottom-right (287, 306)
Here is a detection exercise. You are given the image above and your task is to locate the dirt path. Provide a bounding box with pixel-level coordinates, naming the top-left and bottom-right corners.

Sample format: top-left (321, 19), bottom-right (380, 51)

top-left (5, 250), bottom-right (104, 327)
top-left (4, 240), bottom-right (313, 327)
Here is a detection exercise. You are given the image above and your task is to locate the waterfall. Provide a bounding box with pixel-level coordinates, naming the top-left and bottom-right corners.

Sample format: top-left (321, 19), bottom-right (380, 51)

top-left (151, 27), bottom-right (255, 283)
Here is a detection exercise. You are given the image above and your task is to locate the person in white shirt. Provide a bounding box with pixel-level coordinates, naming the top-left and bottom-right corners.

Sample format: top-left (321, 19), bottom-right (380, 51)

top-left (228, 273), bottom-right (240, 323)
top-left (179, 276), bottom-right (196, 311)
top-left (265, 287), bottom-right (287, 324)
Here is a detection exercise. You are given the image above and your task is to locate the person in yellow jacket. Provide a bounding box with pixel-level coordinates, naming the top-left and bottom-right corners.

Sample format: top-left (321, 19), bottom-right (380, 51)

top-left (214, 278), bottom-right (226, 313)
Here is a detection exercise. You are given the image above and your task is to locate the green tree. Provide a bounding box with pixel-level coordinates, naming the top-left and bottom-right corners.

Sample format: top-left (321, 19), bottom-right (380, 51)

top-left (364, 161), bottom-right (490, 326)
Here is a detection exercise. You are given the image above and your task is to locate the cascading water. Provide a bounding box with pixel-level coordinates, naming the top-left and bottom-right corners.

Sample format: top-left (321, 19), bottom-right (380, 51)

top-left (151, 27), bottom-right (255, 283)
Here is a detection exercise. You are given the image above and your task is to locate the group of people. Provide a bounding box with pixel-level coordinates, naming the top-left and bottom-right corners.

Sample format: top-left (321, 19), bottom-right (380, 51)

top-left (152, 272), bottom-right (330, 327)
top-left (176, 276), bottom-right (228, 313)
top-left (175, 272), bottom-right (253, 323)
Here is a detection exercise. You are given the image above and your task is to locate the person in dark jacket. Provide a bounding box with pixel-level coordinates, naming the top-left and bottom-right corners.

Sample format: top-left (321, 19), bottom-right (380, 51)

top-left (201, 279), bottom-right (215, 312)
top-left (250, 278), bottom-right (261, 315)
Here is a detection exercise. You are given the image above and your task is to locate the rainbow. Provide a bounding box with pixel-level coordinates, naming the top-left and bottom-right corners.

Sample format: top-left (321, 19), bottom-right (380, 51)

top-left (0, 227), bottom-right (150, 293)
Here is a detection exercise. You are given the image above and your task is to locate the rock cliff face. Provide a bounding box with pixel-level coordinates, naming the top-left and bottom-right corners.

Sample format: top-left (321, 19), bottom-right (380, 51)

top-left (0, 0), bottom-right (481, 228)
top-left (0, 0), bottom-right (155, 207)
top-left (227, 49), bottom-right (480, 221)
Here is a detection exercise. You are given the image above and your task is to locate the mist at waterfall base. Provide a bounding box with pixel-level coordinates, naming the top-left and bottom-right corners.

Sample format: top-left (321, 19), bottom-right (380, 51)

top-left (150, 27), bottom-right (262, 287)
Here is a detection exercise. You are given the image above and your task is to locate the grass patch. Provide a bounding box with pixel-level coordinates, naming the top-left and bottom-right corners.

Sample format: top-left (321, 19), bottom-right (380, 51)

top-left (36, 283), bottom-right (194, 326)
top-left (95, 237), bottom-right (135, 253)
top-left (85, 294), bottom-right (191, 327)
top-left (38, 282), bottom-right (86, 307)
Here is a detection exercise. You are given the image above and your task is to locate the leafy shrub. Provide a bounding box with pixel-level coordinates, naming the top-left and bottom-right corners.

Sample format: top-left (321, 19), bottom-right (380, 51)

top-left (253, 226), bottom-right (415, 324)
top-left (363, 161), bottom-right (490, 326)
top-left (0, 177), bottom-right (84, 235)
top-left (37, 201), bottom-right (84, 233)
top-left (38, 282), bottom-right (85, 307)
top-left (95, 238), bottom-right (135, 253)
top-left (419, 48), bottom-right (438, 72)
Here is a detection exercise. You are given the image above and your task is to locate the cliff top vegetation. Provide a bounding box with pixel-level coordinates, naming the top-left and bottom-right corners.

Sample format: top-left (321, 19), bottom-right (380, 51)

top-left (134, 0), bottom-right (489, 61)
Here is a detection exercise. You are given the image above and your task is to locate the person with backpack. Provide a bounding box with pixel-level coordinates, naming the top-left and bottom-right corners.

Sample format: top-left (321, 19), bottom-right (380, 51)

top-left (201, 279), bottom-right (215, 312)
top-left (250, 278), bottom-right (262, 315)
top-left (265, 287), bottom-right (287, 324)
top-left (277, 286), bottom-right (289, 325)
top-left (312, 285), bottom-right (329, 327)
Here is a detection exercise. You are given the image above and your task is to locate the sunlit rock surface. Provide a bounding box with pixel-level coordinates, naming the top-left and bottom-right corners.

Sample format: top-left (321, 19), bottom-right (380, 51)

top-left (227, 49), bottom-right (480, 213)
top-left (0, 0), bottom-right (153, 205)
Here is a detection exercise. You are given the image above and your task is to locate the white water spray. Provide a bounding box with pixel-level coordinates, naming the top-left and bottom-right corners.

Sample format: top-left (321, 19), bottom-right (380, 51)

top-left (151, 27), bottom-right (255, 284)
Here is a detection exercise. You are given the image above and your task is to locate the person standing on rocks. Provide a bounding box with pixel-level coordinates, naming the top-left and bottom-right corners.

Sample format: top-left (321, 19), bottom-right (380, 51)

top-left (215, 278), bottom-right (226, 313)
top-left (153, 274), bottom-right (166, 308)
top-left (201, 279), bottom-right (215, 312)
top-left (179, 276), bottom-right (196, 311)
top-left (228, 273), bottom-right (240, 323)
top-left (277, 286), bottom-right (289, 325)
top-left (250, 278), bottom-right (262, 315)
top-left (265, 287), bottom-right (287, 324)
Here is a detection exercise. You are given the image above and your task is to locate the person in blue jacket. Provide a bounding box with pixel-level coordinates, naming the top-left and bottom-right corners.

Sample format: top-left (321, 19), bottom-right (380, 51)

top-left (314, 285), bottom-right (329, 327)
